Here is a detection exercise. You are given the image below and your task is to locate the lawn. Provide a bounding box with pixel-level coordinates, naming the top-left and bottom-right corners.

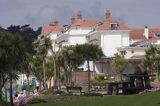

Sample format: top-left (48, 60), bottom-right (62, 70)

top-left (28, 93), bottom-right (160, 106)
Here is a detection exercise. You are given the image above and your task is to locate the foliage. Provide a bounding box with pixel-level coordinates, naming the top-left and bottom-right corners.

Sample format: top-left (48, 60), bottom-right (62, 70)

top-left (94, 74), bottom-right (108, 82)
top-left (55, 45), bottom-right (85, 84)
top-left (75, 44), bottom-right (103, 92)
top-left (142, 45), bottom-right (160, 80)
top-left (15, 95), bottom-right (46, 106)
top-left (0, 30), bottom-right (27, 105)
top-left (111, 53), bottom-right (128, 81)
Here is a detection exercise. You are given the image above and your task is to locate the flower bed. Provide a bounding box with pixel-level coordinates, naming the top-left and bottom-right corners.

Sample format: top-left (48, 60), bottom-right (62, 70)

top-left (139, 87), bottom-right (160, 94)
top-left (14, 95), bottom-right (46, 106)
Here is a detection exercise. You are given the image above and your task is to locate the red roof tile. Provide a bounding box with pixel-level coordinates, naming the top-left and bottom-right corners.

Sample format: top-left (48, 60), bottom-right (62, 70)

top-left (97, 10), bottom-right (129, 30)
top-left (131, 37), bottom-right (160, 46)
top-left (42, 21), bottom-right (63, 36)
top-left (130, 28), bottom-right (160, 40)
top-left (71, 19), bottom-right (100, 27)
top-left (70, 11), bottom-right (100, 27)
top-left (97, 18), bottom-right (129, 30)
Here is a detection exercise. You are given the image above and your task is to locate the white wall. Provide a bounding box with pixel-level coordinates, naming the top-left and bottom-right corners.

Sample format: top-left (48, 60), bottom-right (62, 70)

top-left (69, 36), bottom-right (87, 45)
top-left (49, 33), bottom-right (57, 40)
top-left (79, 61), bottom-right (94, 71)
top-left (101, 34), bottom-right (122, 56)
top-left (95, 63), bottom-right (112, 74)
top-left (122, 34), bottom-right (129, 46)
top-left (69, 29), bottom-right (92, 35)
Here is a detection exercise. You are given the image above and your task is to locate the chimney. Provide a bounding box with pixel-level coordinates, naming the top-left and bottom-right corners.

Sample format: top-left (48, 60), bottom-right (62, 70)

top-left (77, 11), bottom-right (82, 20)
top-left (105, 10), bottom-right (111, 19)
top-left (144, 26), bottom-right (149, 39)
top-left (54, 20), bottom-right (58, 26)
top-left (49, 20), bottom-right (58, 26)
top-left (71, 16), bottom-right (76, 24)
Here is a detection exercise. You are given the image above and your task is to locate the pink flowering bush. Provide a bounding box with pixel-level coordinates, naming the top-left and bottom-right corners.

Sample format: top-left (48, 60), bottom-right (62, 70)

top-left (139, 87), bottom-right (160, 94)
top-left (14, 95), bottom-right (46, 106)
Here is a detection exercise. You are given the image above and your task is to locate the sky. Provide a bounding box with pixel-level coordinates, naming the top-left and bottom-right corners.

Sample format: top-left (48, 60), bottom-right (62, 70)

top-left (0, 0), bottom-right (160, 29)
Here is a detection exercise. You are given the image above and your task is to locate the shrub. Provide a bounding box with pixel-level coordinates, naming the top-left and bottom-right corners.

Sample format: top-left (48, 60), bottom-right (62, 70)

top-left (95, 74), bottom-right (107, 82)
top-left (14, 95), bottom-right (46, 106)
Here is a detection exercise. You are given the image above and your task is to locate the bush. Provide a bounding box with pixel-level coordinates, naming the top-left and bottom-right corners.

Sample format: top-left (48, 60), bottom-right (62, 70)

top-left (14, 95), bottom-right (47, 106)
top-left (95, 74), bottom-right (108, 82)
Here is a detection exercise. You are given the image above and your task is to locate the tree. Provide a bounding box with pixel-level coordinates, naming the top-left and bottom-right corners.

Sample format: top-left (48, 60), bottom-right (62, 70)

top-left (142, 45), bottom-right (160, 81)
top-left (31, 55), bottom-right (44, 90)
top-left (0, 30), bottom-right (26, 106)
top-left (111, 53), bottom-right (128, 81)
top-left (56, 46), bottom-right (85, 85)
top-left (75, 44), bottom-right (103, 92)
top-left (43, 37), bottom-right (57, 87)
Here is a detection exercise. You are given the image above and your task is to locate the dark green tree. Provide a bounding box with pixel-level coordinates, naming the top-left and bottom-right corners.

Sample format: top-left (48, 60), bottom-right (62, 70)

top-left (75, 44), bottom-right (103, 92)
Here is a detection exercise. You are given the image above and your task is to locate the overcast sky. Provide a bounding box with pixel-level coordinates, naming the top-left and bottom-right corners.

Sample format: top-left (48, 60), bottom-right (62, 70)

top-left (0, 0), bottom-right (160, 29)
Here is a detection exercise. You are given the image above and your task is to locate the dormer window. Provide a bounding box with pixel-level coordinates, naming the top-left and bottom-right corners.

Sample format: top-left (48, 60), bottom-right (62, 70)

top-left (110, 23), bottom-right (118, 30)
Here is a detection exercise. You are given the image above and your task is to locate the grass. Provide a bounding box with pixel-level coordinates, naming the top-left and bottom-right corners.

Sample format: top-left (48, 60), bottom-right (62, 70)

top-left (28, 93), bottom-right (160, 106)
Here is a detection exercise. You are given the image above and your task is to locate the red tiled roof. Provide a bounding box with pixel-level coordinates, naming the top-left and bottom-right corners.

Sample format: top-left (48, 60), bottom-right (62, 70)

top-left (42, 21), bottom-right (63, 36)
top-left (70, 11), bottom-right (100, 27)
top-left (131, 37), bottom-right (160, 46)
top-left (71, 19), bottom-right (100, 27)
top-left (97, 18), bottom-right (129, 30)
top-left (130, 28), bottom-right (160, 40)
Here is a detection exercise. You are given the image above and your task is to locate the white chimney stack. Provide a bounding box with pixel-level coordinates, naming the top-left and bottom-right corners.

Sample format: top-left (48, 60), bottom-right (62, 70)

top-left (144, 26), bottom-right (149, 39)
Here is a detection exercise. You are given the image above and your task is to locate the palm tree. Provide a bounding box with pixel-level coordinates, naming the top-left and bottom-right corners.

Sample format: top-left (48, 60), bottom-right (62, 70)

top-left (56, 49), bottom-right (68, 84)
top-left (111, 53), bottom-right (128, 81)
top-left (75, 44), bottom-right (103, 92)
top-left (0, 30), bottom-right (26, 106)
top-left (31, 55), bottom-right (44, 90)
top-left (9, 35), bottom-right (26, 106)
top-left (43, 37), bottom-right (57, 87)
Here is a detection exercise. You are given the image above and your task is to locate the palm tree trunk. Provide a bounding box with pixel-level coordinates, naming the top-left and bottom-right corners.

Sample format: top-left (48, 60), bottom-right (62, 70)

top-left (70, 69), bottom-right (73, 84)
top-left (26, 74), bottom-right (30, 94)
top-left (64, 70), bottom-right (68, 84)
top-left (93, 60), bottom-right (96, 79)
top-left (0, 85), bottom-right (2, 102)
top-left (74, 69), bottom-right (77, 83)
top-left (53, 59), bottom-right (57, 87)
top-left (9, 74), bottom-right (13, 106)
top-left (0, 76), bottom-right (2, 102)
top-left (58, 67), bottom-right (61, 90)
top-left (50, 48), bottom-right (57, 88)
top-left (120, 72), bottom-right (123, 81)
top-left (156, 71), bottom-right (160, 82)
top-left (43, 59), bottom-right (46, 90)
top-left (39, 81), bottom-right (42, 91)
top-left (49, 78), bottom-right (52, 89)
top-left (87, 59), bottom-right (91, 93)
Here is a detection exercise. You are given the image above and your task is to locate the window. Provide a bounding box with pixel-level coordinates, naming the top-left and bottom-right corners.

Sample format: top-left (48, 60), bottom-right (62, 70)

top-left (110, 23), bottom-right (118, 30)
top-left (131, 50), bottom-right (134, 53)
top-left (120, 50), bottom-right (126, 56)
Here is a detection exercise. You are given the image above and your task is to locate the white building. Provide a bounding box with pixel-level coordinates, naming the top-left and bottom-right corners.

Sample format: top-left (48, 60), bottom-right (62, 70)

top-left (40, 10), bottom-right (160, 75)
top-left (87, 10), bottom-right (130, 57)
top-left (56, 11), bottom-right (100, 46)
top-left (130, 27), bottom-right (160, 44)
top-left (41, 20), bottom-right (63, 54)
top-left (86, 10), bottom-right (130, 74)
